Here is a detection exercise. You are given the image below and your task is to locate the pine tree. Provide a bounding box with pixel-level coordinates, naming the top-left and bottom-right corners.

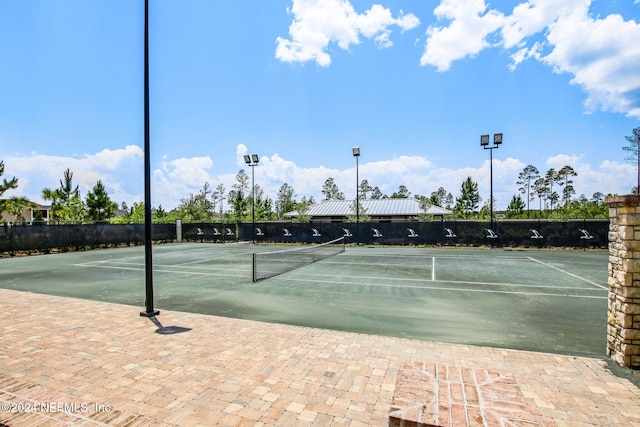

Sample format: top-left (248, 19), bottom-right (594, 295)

top-left (370, 186), bottom-right (384, 199)
top-left (516, 165), bottom-right (539, 217)
top-left (0, 160), bottom-right (18, 197)
top-left (623, 127), bottom-right (640, 191)
top-left (276, 183), bottom-right (297, 218)
top-left (506, 195), bottom-right (525, 218)
top-left (358, 180), bottom-right (373, 200)
top-left (42, 169), bottom-right (85, 223)
top-left (85, 180), bottom-right (118, 222)
top-left (390, 185), bottom-right (411, 198)
top-left (557, 165), bottom-right (578, 207)
top-left (454, 177), bottom-right (480, 218)
top-left (321, 178), bottom-right (345, 201)
top-left (0, 160), bottom-right (20, 222)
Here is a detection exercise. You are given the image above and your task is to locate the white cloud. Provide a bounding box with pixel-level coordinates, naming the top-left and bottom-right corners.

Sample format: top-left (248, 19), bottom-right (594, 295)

top-left (598, 160), bottom-right (636, 195)
top-left (4, 146), bottom-right (145, 207)
top-left (501, 0), bottom-right (581, 48)
top-left (153, 156), bottom-right (215, 208)
top-left (274, 0), bottom-right (640, 117)
top-left (508, 41), bottom-right (543, 71)
top-left (420, 0), bottom-right (505, 71)
top-left (356, 155), bottom-right (434, 196)
top-left (471, 157), bottom-right (526, 208)
top-left (542, 9), bottom-right (640, 117)
top-left (421, 0), bottom-right (640, 118)
top-left (546, 154), bottom-right (636, 198)
top-left (275, 0), bottom-right (419, 67)
top-left (545, 153), bottom-right (582, 169)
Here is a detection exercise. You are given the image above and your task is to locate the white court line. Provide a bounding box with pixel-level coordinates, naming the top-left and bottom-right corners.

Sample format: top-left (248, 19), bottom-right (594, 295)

top-left (74, 251), bottom-right (249, 268)
top-left (179, 252), bottom-right (251, 266)
top-left (72, 244), bottom-right (255, 267)
top-left (343, 253), bottom-right (532, 260)
top-left (154, 262), bottom-right (247, 272)
top-left (73, 263), bottom-right (249, 278)
top-left (527, 257), bottom-right (607, 290)
top-left (325, 255), bottom-right (533, 269)
top-left (286, 272), bottom-right (603, 292)
top-left (274, 276), bottom-right (606, 299)
top-left (432, 257), bottom-right (435, 281)
top-left (75, 261), bottom-right (142, 267)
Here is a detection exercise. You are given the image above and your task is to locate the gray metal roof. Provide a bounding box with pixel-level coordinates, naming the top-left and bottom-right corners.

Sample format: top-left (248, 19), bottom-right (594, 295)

top-left (285, 199), bottom-right (452, 217)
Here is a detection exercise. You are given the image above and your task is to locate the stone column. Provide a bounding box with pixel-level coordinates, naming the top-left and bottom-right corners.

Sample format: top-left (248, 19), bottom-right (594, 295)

top-left (176, 219), bottom-right (182, 243)
top-left (606, 195), bottom-right (640, 368)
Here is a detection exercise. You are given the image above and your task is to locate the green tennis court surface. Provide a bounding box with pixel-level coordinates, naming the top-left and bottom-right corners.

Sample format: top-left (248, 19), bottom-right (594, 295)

top-left (0, 243), bottom-right (608, 357)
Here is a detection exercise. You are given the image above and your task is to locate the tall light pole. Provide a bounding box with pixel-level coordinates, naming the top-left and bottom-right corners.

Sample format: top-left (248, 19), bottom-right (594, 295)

top-left (480, 133), bottom-right (503, 231)
top-left (244, 154), bottom-right (259, 243)
top-left (140, 0), bottom-right (159, 318)
top-left (352, 146), bottom-right (360, 245)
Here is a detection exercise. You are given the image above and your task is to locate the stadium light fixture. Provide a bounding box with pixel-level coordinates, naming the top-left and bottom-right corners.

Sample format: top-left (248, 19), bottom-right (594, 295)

top-left (480, 133), bottom-right (503, 231)
top-left (353, 147), bottom-right (360, 244)
top-left (245, 153), bottom-right (260, 243)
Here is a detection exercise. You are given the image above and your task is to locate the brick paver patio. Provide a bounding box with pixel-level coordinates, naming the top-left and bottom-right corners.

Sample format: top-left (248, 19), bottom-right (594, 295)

top-left (1, 288), bottom-right (639, 426)
top-left (390, 361), bottom-right (543, 426)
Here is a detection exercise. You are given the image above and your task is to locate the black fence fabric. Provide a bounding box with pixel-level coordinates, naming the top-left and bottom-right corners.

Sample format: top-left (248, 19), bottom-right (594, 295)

top-left (180, 223), bottom-right (238, 243)
top-left (0, 223), bottom-right (176, 254)
top-left (0, 219), bottom-right (608, 254)
top-left (238, 219), bottom-right (608, 249)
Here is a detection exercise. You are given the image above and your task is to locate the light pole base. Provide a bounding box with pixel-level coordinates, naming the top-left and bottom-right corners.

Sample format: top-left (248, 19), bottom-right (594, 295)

top-left (140, 309), bottom-right (160, 317)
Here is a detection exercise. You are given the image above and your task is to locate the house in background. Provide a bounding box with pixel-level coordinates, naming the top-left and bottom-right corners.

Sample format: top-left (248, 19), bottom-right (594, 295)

top-left (1, 205), bottom-right (51, 225)
top-left (284, 199), bottom-right (452, 223)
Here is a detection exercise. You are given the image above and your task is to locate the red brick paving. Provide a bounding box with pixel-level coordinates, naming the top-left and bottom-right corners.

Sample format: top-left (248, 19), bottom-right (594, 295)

top-left (389, 362), bottom-right (539, 426)
top-left (1, 289), bottom-right (639, 426)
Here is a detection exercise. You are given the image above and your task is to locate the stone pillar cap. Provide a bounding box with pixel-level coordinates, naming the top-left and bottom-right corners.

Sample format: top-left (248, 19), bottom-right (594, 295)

top-left (606, 194), bottom-right (640, 207)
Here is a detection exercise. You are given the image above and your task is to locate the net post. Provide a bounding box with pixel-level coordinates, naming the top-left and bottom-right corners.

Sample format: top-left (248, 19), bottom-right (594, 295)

top-left (252, 252), bottom-right (257, 282)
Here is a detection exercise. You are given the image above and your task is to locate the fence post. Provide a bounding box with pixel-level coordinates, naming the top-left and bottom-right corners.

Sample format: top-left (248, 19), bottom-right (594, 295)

top-left (605, 195), bottom-right (640, 368)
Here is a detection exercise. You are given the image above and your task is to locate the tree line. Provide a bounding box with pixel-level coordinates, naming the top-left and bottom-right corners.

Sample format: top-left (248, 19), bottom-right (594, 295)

top-left (0, 164), bottom-right (611, 225)
top-left (1, 127), bottom-right (638, 224)
top-left (0, 165), bottom-right (119, 224)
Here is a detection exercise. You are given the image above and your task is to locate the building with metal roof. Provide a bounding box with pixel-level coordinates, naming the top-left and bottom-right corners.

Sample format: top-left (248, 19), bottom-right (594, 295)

top-left (284, 199), bottom-right (452, 222)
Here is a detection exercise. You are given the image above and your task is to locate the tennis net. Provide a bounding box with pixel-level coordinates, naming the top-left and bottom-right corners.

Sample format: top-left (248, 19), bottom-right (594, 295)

top-left (252, 236), bottom-right (345, 282)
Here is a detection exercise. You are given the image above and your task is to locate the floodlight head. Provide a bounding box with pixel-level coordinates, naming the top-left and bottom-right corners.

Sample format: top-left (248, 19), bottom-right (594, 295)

top-left (480, 134), bottom-right (490, 146)
top-left (352, 146), bottom-right (360, 157)
top-left (243, 155), bottom-right (251, 164)
top-left (494, 133), bottom-right (503, 145)
top-left (251, 154), bottom-right (259, 163)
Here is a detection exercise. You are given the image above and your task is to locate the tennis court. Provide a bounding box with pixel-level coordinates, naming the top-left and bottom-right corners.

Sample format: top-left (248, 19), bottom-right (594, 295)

top-left (0, 242), bottom-right (608, 357)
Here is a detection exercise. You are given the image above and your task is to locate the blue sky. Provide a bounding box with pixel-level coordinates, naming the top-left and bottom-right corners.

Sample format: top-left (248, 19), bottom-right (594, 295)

top-left (1, 0), bottom-right (639, 211)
